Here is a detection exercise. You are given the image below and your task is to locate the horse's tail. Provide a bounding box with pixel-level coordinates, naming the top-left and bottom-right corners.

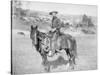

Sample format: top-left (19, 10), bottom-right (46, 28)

top-left (72, 38), bottom-right (77, 58)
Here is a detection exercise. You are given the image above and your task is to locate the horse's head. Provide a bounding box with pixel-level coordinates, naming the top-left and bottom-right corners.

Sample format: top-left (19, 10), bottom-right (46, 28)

top-left (30, 25), bottom-right (38, 33)
top-left (30, 25), bottom-right (38, 45)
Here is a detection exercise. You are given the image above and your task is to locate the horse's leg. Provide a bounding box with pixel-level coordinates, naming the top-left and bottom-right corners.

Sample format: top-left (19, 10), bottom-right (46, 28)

top-left (69, 51), bottom-right (77, 70)
top-left (65, 47), bottom-right (76, 69)
top-left (65, 48), bottom-right (71, 60)
top-left (70, 55), bottom-right (75, 70)
top-left (42, 54), bottom-right (51, 72)
top-left (44, 65), bottom-right (51, 72)
top-left (71, 38), bottom-right (77, 65)
top-left (64, 48), bottom-right (74, 70)
top-left (41, 53), bottom-right (47, 65)
top-left (73, 56), bottom-right (76, 65)
top-left (40, 52), bottom-right (51, 72)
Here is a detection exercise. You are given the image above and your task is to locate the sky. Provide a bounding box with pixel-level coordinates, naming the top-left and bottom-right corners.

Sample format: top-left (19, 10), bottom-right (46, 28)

top-left (20, 1), bottom-right (97, 17)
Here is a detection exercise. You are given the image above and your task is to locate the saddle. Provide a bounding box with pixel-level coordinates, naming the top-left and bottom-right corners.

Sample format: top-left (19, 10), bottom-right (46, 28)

top-left (37, 28), bottom-right (62, 56)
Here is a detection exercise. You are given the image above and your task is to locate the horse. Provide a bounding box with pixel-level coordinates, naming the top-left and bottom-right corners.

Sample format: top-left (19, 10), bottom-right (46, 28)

top-left (30, 25), bottom-right (77, 71)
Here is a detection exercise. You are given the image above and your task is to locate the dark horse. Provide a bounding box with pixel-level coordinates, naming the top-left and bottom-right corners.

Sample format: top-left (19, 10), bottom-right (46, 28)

top-left (30, 25), bottom-right (77, 71)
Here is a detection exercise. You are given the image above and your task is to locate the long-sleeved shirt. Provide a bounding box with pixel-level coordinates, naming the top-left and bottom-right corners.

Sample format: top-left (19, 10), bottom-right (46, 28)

top-left (51, 16), bottom-right (62, 29)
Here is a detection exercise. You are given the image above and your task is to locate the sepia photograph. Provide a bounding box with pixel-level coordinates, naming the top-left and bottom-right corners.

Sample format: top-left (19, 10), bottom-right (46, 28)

top-left (11, 0), bottom-right (97, 74)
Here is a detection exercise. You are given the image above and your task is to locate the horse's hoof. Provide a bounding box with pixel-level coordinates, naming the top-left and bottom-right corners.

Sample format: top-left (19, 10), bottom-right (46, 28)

top-left (44, 67), bottom-right (50, 72)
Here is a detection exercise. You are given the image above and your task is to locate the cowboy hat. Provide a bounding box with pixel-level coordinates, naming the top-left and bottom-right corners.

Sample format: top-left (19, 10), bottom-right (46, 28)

top-left (49, 11), bottom-right (58, 15)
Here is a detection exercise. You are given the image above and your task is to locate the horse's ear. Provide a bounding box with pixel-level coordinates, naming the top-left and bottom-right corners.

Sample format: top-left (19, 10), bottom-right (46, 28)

top-left (35, 25), bottom-right (38, 29)
top-left (31, 25), bottom-right (34, 30)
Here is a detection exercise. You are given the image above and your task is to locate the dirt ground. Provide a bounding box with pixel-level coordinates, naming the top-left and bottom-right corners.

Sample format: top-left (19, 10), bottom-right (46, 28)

top-left (12, 30), bottom-right (97, 75)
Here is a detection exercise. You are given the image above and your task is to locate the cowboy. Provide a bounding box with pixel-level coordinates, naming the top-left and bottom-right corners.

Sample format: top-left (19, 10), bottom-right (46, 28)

top-left (49, 11), bottom-right (62, 32)
top-left (47, 11), bottom-right (63, 57)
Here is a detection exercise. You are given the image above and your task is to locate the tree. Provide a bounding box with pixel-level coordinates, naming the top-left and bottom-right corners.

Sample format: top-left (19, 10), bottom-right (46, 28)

top-left (81, 14), bottom-right (88, 27)
top-left (13, 0), bottom-right (22, 8)
top-left (81, 14), bottom-right (94, 27)
top-left (12, 0), bottom-right (23, 17)
top-left (88, 18), bottom-right (94, 27)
